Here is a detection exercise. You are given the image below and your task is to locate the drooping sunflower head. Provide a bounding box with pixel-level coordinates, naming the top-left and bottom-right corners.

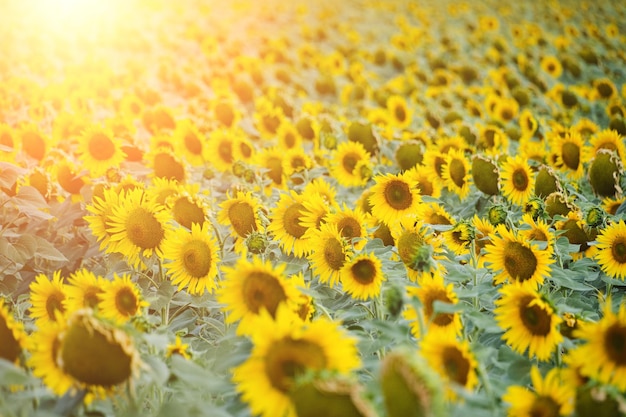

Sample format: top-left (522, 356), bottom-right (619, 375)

top-left (0, 298), bottom-right (25, 364)
top-left (391, 217), bottom-right (441, 279)
top-left (166, 190), bottom-right (208, 230)
top-left (395, 141), bottom-right (424, 172)
top-left (588, 149), bottom-right (622, 198)
top-left (148, 146), bottom-right (186, 182)
top-left (471, 154), bottom-right (500, 196)
top-left (556, 210), bottom-right (598, 260)
top-left (534, 165), bottom-right (561, 198)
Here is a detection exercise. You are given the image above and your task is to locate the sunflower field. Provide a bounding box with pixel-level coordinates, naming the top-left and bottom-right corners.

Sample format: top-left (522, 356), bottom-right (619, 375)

top-left (1, 0), bottom-right (626, 416)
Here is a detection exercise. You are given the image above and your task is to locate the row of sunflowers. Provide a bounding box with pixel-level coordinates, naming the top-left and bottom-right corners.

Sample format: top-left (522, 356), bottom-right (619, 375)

top-left (1, 0), bottom-right (626, 416)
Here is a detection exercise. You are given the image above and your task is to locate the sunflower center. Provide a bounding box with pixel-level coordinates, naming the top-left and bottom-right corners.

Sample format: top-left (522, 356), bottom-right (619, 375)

top-left (611, 239), bottom-right (626, 264)
top-left (434, 155), bottom-right (445, 178)
top-left (503, 242), bottom-right (538, 282)
top-left (264, 337), bottom-right (327, 393)
top-left (604, 323), bottom-right (626, 365)
top-left (218, 140), bottom-right (233, 164)
top-left (529, 395), bottom-right (561, 417)
top-left (172, 198), bottom-right (205, 229)
top-left (351, 259), bottom-right (377, 285)
top-left (528, 229), bottom-right (548, 242)
top-left (126, 207), bottom-right (165, 250)
top-left (115, 287), bottom-right (139, 317)
top-left (384, 180), bottom-right (413, 210)
top-left (182, 240), bottom-right (213, 278)
top-left (0, 314), bottom-right (21, 362)
top-left (449, 159), bottom-right (466, 188)
top-left (342, 152), bottom-right (359, 173)
top-left (242, 272), bottom-right (287, 316)
top-left (519, 296), bottom-right (552, 336)
top-left (84, 288), bottom-right (102, 309)
top-left (416, 178), bottom-right (434, 196)
top-left (88, 133), bottom-right (116, 161)
top-left (324, 237), bottom-right (346, 271)
top-left (397, 232), bottom-right (423, 268)
top-left (441, 346), bottom-right (470, 386)
top-left (184, 132), bottom-right (202, 155)
top-left (283, 203), bottom-right (307, 239)
top-left (394, 104), bottom-right (407, 123)
top-left (228, 201), bottom-right (257, 237)
top-left (512, 169), bottom-right (529, 191)
top-left (424, 288), bottom-right (455, 326)
top-left (262, 113), bottom-right (280, 135)
top-left (265, 156), bottom-right (283, 185)
top-left (153, 152), bottom-right (185, 182)
top-left (337, 217), bottom-right (361, 240)
top-left (22, 131), bottom-right (46, 160)
top-left (60, 315), bottom-right (133, 387)
top-left (561, 142), bottom-right (580, 170)
top-left (46, 293), bottom-right (65, 321)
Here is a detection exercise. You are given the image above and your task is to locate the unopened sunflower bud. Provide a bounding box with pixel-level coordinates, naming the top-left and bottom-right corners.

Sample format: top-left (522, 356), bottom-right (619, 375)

top-left (589, 150), bottom-right (621, 198)
top-left (471, 155), bottom-right (500, 196)
top-left (232, 160), bottom-right (247, 178)
top-left (384, 286), bottom-right (404, 319)
top-left (380, 349), bottom-right (446, 417)
top-left (488, 205), bottom-right (508, 226)
top-left (585, 207), bottom-right (606, 228)
top-left (523, 197), bottom-right (545, 221)
top-left (245, 231), bottom-right (269, 255)
top-left (243, 168), bottom-right (256, 183)
top-left (323, 134), bottom-right (338, 150)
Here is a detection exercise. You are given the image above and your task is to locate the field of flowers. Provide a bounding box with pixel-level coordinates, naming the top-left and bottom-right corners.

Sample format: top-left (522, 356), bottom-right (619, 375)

top-left (1, 0), bottom-right (626, 416)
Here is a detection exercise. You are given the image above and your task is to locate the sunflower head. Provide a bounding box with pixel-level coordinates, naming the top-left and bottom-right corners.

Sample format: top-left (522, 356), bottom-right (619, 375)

top-left (585, 206), bottom-right (606, 228)
top-left (535, 166), bottom-right (561, 198)
top-left (396, 141), bottom-right (424, 171)
top-left (59, 310), bottom-right (138, 389)
top-left (347, 121), bottom-right (379, 155)
top-left (245, 231), bottom-right (270, 255)
top-left (588, 150), bottom-right (622, 198)
top-left (544, 192), bottom-right (573, 218)
top-left (471, 155), bottom-right (500, 196)
top-left (523, 197), bottom-right (546, 221)
top-left (487, 205), bottom-right (508, 226)
top-left (0, 299), bottom-right (24, 364)
top-left (290, 375), bottom-right (375, 417)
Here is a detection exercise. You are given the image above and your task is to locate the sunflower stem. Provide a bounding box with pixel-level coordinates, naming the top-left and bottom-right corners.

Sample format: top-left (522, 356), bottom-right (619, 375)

top-left (476, 360), bottom-right (497, 415)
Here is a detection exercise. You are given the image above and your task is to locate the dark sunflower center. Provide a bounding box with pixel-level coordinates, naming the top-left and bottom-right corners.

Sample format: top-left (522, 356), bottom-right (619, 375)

top-left (604, 323), bottom-right (626, 366)
top-left (172, 198), bottom-right (205, 229)
top-left (512, 169), bottom-right (529, 191)
top-left (0, 314), bottom-right (21, 362)
top-left (384, 180), bottom-right (413, 210)
top-left (84, 288), bottom-right (102, 309)
top-left (182, 240), bottom-right (213, 278)
top-left (115, 287), bottom-right (139, 316)
top-left (351, 259), bottom-right (377, 285)
top-left (428, 213), bottom-right (452, 226)
top-left (434, 156), bottom-right (445, 178)
top-left (529, 395), bottom-right (561, 417)
top-left (184, 132), bottom-right (202, 155)
top-left (229, 201), bottom-right (257, 237)
top-left (88, 133), bottom-right (116, 161)
top-left (265, 156), bottom-right (283, 185)
top-left (324, 237), bottom-right (345, 270)
top-left (528, 229), bottom-right (548, 242)
top-left (424, 289), bottom-right (454, 326)
top-left (242, 272), bottom-right (287, 316)
top-left (46, 293), bottom-right (65, 321)
top-left (153, 152), bottom-right (185, 182)
top-left (611, 239), bottom-right (626, 264)
top-left (416, 178), bottom-right (434, 196)
top-left (283, 203), bottom-right (307, 239)
top-left (342, 152), bottom-right (359, 173)
top-left (442, 346), bottom-right (470, 386)
top-left (126, 207), bottom-right (165, 250)
top-left (283, 131), bottom-right (296, 148)
top-left (449, 159), bottom-right (466, 188)
top-left (503, 242), bottom-right (538, 282)
top-left (61, 318), bottom-right (133, 387)
top-left (561, 142), bottom-right (580, 170)
top-left (519, 296), bottom-right (552, 336)
top-left (215, 102), bottom-right (235, 127)
top-left (337, 217), bottom-right (361, 240)
top-left (22, 131), bottom-right (46, 160)
top-left (218, 140), bottom-right (233, 164)
top-left (264, 337), bottom-right (327, 392)
top-left (394, 104), bottom-right (407, 123)
top-left (262, 113), bottom-right (280, 134)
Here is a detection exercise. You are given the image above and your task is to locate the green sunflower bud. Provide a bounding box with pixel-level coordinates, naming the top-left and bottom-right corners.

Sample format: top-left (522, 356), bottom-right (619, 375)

top-left (534, 165), bottom-right (560, 198)
top-left (488, 205), bottom-right (508, 226)
top-left (383, 285), bottom-right (404, 319)
top-left (348, 121), bottom-right (379, 155)
top-left (588, 150), bottom-right (622, 198)
top-left (523, 197), bottom-right (546, 221)
top-left (471, 155), bottom-right (500, 196)
top-left (380, 348), bottom-right (446, 417)
top-left (232, 160), bottom-right (247, 178)
top-left (290, 375), bottom-right (376, 417)
top-left (245, 231), bottom-right (269, 255)
top-left (585, 207), bottom-right (606, 228)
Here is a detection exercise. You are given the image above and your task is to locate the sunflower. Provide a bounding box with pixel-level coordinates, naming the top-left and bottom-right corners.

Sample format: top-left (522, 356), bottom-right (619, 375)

top-left (84, 187), bottom-right (127, 252)
top-left (421, 148), bottom-right (447, 186)
top-left (519, 109), bottom-right (539, 140)
top-left (500, 155), bottom-right (535, 206)
top-left (549, 129), bottom-right (586, 179)
top-left (472, 215), bottom-right (495, 266)
top-left (565, 299), bottom-right (626, 391)
top-left (299, 192), bottom-right (332, 238)
top-left (218, 191), bottom-right (262, 252)
top-left (444, 220), bottom-right (476, 256)
top-left (369, 172), bottom-right (421, 226)
top-left (166, 335), bottom-right (191, 359)
top-left (63, 269), bottom-right (105, 315)
top-left (585, 129), bottom-right (625, 161)
top-left (595, 220), bottom-right (626, 280)
top-left (78, 125), bottom-right (126, 177)
top-left (494, 283), bottom-right (563, 361)
top-left (340, 252), bottom-right (385, 301)
top-left (254, 97), bottom-right (285, 139)
top-left (540, 55), bottom-right (563, 78)
top-left (217, 256), bottom-right (303, 335)
top-left (147, 146), bottom-right (186, 182)
top-left (415, 202), bottom-right (455, 231)
top-left (98, 274), bottom-right (149, 324)
top-left (106, 188), bottom-right (172, 267)
top-left (307, 222), bottom-right (352, 288)
top-left (556, 210), bottom-right (598, 260)
top-left (484, 225), bottom-right (553, 287)
top-left (391, 217), bottom-right (443, 281)
top-left (330, 141), bottom-right (372, 188)
top-left (503, 366), bottom-right (575, 417)
top-left (172, 119), bottom-right (206, 166)
top-left (166, 188), bottom-right (208, 230)
top-left (19, 123), bottom-right (50, 161)
top-left (386, 95), bottom-right (413, 129)
top-left (28, 321), bottom-right (75, 396)
top-left (161, 222), bottom-right (220, 295)
top-left (519, 214), bottom-right (555, 255)
top-left (276, 120), bottom-right (302, 150)
top-left (255, 147), bottom-right (286, 191)
top-left (232, 306), bottom-right (360, 417)
top-left (0, 298), bottom-right (25, 364)
top-left (440, 149), bottom-right (471, 199)
top-left (324, 204), bottom-right (368, 250)
top-left (267, 190), bottom-right (311, 258)
top-left (405, 272), bottom-right (462, 339)
top-left (0, 123), bottom-right (18, 159)
top-left (282, 147), bottom-right (313, 185)
top-left (420, 333), bottom-right (478, 400)
top-left (207, 128), bottom-right (240, 173)
top-left (29, 271), bottom-right (66, 324)
top-left (146, 177), bottom-right (180, 206)
top-left (302, 178), bottom-right (338, 206)
top-left (602, 195), bottom-right (626, 216)
top-left (54, 158), bottom-right (88, 199)
top-left (411, 165), bottom-right (443, 199)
